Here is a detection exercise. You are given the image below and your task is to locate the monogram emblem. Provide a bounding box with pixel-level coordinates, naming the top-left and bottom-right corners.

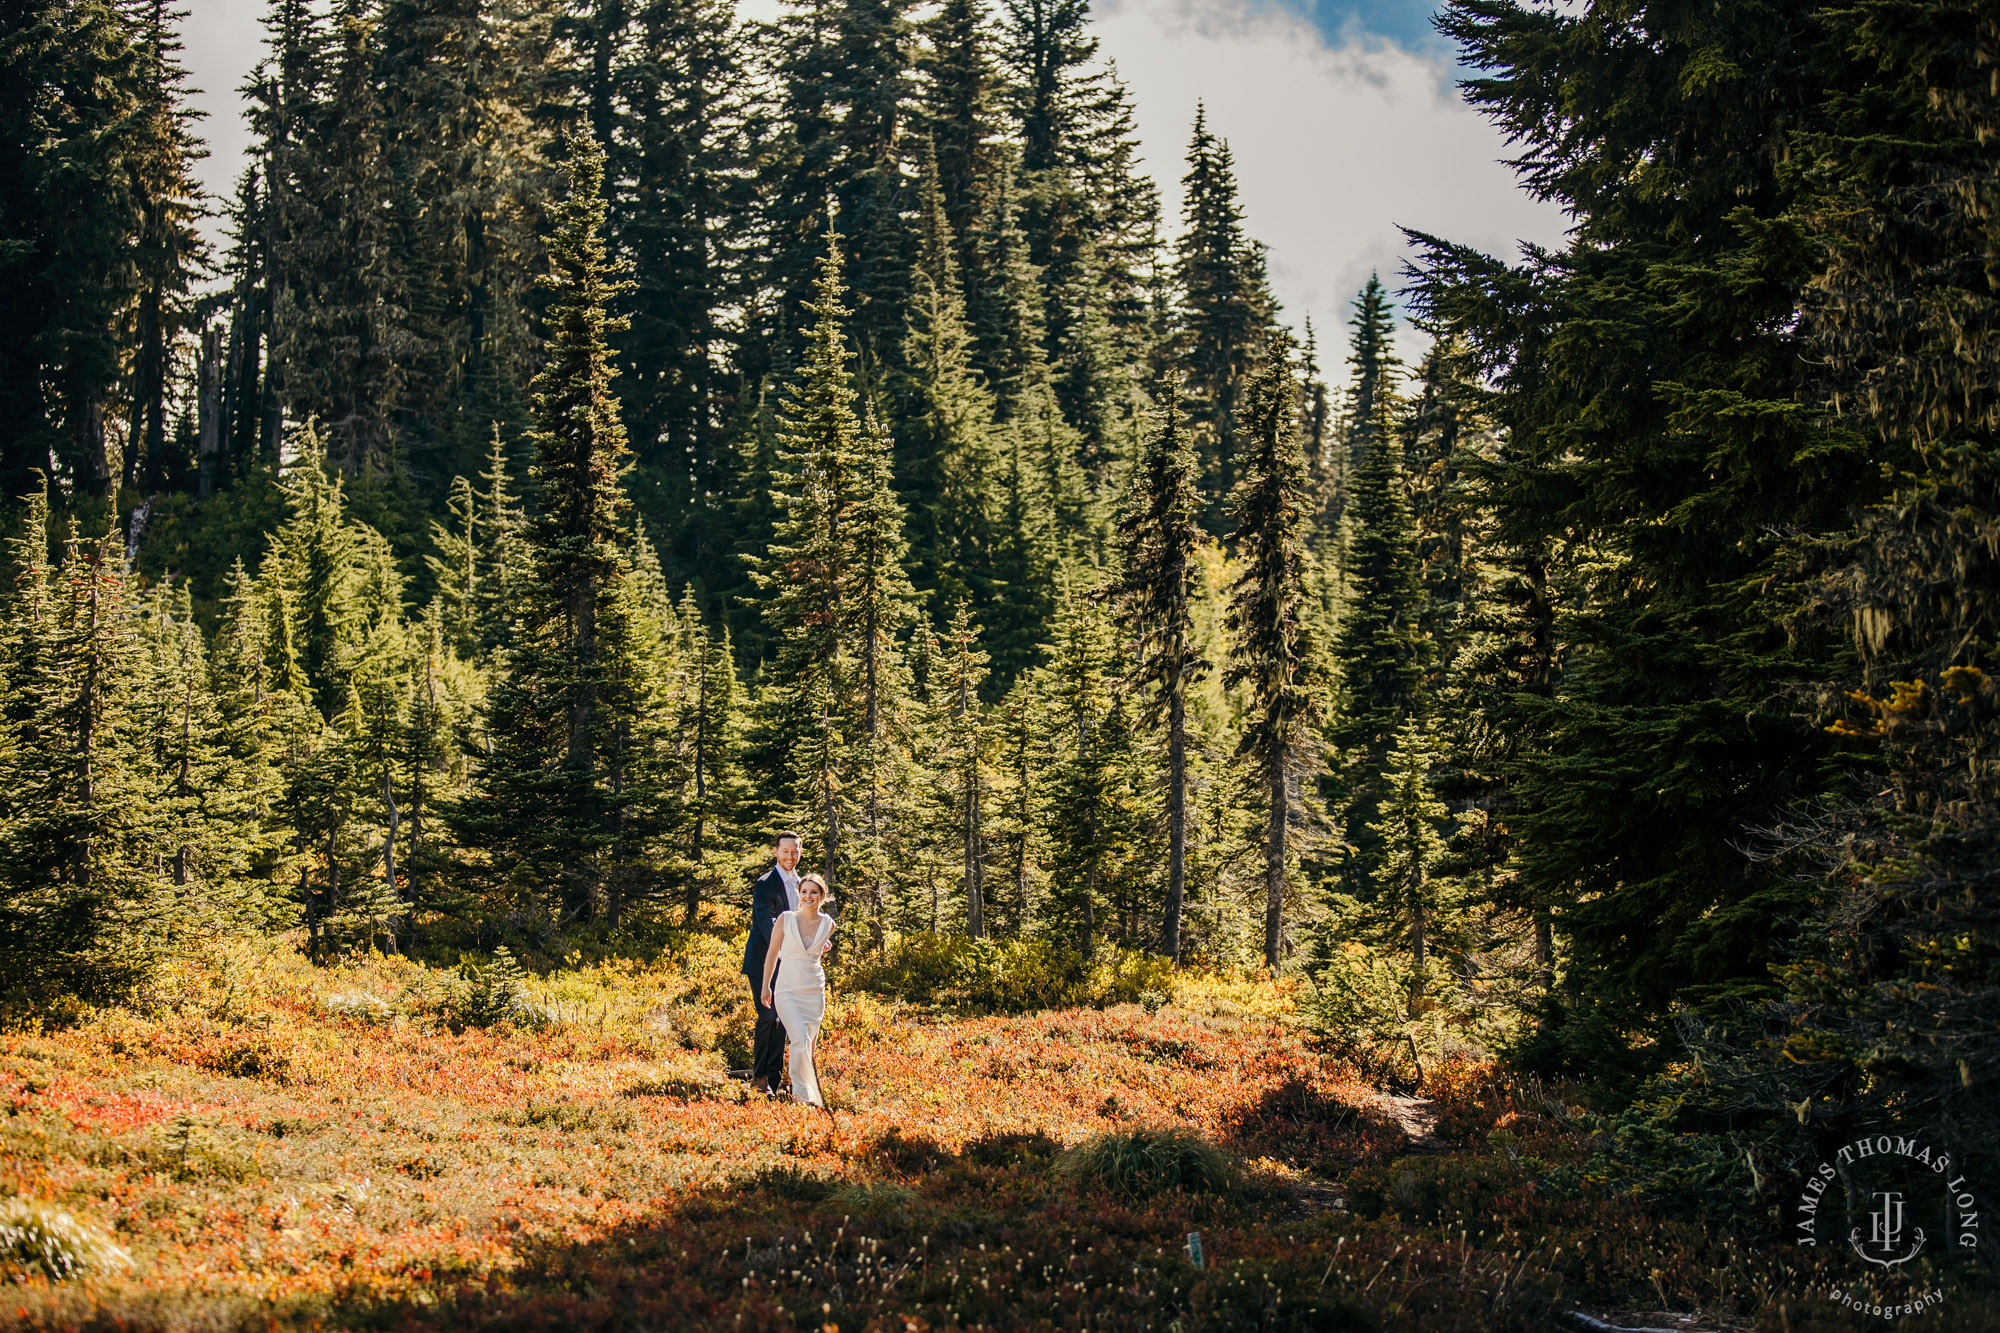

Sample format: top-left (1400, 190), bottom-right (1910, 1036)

top-left (1850, 1190), bottom-right (1926, 1268)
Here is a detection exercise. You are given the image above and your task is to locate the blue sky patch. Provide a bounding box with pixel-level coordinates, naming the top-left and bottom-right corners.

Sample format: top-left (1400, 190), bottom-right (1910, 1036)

top-left (1303, 0), bottom-right (1453, 55)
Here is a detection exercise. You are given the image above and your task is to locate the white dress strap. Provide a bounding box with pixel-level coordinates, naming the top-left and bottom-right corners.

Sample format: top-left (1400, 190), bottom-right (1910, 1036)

top-left (781, 911), bottom-right (801, 950)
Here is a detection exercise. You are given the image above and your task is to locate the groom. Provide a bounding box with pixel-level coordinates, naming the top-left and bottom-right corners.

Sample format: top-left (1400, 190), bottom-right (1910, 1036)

top-left (741, 831), bottom-right (802, 1095)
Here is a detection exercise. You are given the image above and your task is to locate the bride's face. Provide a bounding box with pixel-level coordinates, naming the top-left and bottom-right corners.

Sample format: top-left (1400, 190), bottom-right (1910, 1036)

top-left (800, 883), bottom-right (827, 910)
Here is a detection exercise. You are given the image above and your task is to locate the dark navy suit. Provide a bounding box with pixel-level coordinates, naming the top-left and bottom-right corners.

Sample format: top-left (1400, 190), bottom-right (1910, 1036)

top-left (742, 865), bottom-right (792, 1088)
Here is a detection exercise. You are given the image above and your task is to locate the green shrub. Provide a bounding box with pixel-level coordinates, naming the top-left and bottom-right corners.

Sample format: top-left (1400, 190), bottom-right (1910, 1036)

top-left (446, 947), bottom-right (549, 1030)
top-left (0, 1201), bottom-right (131, 1281)
top-left (850, 934), bottom-right (1178, 1014)
top-left (1052, 1127), bottom-right (1235, 1199)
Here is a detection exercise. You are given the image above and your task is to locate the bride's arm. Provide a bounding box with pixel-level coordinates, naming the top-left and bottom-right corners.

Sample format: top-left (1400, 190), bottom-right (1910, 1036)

top-left (760, 918), bottom-right (784, 1005)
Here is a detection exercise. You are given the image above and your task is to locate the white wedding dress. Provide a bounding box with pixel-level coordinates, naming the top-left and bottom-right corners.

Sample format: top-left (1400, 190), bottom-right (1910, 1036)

top-left (773, 910), bottom-right (834, 1106)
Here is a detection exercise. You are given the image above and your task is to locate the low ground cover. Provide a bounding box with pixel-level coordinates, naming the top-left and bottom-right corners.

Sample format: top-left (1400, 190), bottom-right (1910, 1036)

top-left (0, 934), bottom-right (1987, 1330)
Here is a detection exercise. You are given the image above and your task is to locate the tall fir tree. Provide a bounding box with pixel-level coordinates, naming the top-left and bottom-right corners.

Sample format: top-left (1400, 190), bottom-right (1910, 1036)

top-left (753, 237), bottom-right (918, 943)
top-left (939, 599), bottom-right (991, 934)
top-left (1173, 106), bottom-right (1273, 529)
top-left (1114, 376), bottom-right (1207, 959)
top-left (901, 139), bottom-right (1001, 612)
top-left (1412, 0), bottom-right (1876, 1081)
top-left (1226, 335), bottom-right (1321, 971)
top-left (456, 135), bottom-right (647, 923)
top-left (1326, 283), bottom-right (1428, 892)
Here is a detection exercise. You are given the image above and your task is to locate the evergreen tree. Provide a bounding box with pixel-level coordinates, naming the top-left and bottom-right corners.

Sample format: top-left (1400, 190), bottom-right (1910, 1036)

top-left (1226, 335), bottom-right (1321, 972)
top-left (670, 589), bottom-right (749, 925)
top-left (271, 0), bottom-right (414, 476)
top-left (1412, 0), bottom-right (1875, 1080)
top-left (1326, 283), bottom-right (1428, 890)
top-left (1365, 718), bottom-right (1456, 1012)
top-left (764, 0), bottom-right (918, 376)
top-left (613, 0), bottom-right (753, 576)
top-left (753, 238), bottom-right (918, 941)
top-left (1114, 377), bottom-right (1207, 959)
top-left (917, 0), bottom-right (1005, 328)
top-left (939, 600), bottom-right (991, 934)
top-left (0, 0), bottom-right (201, 496)
top-left (988, 669), bottom-right (1044, 934)
top-left (135, 581), bottom-right (249, 897)
top-left (1765, 0), bottom-right (2000, 1151)
top-left (902, 140), bottom-right (1001, 611)
top-left (456, 135), bottom-right (646, 923)
top-left (264, 422), bottom-right (375, 718)
top-left (426, 473), bottom-right (481, 655)
top-left (123, 0), bottom-right (208, 493)
top-left (1037, 575), bottom-right (1127, 958)
top-left (1173, 106), bottom-right (1273, 527)
top-left (0, 508), bottom-right (170, 997)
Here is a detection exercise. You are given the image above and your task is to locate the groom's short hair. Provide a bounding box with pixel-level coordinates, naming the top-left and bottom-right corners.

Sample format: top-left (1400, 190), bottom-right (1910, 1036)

top-left (773, 830), bottom-right (802, 848)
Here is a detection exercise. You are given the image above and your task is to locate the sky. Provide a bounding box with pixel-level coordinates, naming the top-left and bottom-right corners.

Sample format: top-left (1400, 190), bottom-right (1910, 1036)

top-left (177, 0), bottom-right (1572, 369)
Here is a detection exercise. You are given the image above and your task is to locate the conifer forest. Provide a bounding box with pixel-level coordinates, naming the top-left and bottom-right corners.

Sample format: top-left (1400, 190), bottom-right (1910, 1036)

top-left (1, 0), bottom-right (1997, 1328)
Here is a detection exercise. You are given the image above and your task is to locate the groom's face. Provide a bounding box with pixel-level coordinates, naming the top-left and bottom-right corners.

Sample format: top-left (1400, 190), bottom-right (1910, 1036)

top-left (775, 838), bottom-right (801, 873)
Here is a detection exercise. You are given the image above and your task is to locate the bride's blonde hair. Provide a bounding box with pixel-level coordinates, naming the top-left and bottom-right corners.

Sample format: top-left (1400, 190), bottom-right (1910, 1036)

top-left (798, 872), bottom-right (833, 903)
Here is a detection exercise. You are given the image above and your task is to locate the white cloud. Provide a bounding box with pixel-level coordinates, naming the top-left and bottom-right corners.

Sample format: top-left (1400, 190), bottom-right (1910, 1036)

top-left (1093, 0), bottom-right (1570, 367)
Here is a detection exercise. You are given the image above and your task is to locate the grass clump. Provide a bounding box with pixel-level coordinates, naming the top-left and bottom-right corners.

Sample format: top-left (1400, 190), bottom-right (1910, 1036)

top-left (1053, 1126), bottom-right (1236, 1199)
top-left (322, 991), bottom-right (394, 1024)
top-left (0, 1201), bottom-right (132, 1281)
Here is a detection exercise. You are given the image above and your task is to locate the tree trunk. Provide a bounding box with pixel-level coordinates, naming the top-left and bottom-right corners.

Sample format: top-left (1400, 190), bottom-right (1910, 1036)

top-left (197, 321), bottom-right (224, 497)
top-left (685, 646), bottom-right (709, 926)
top-left (1409, 860), bottom-right (1428, 1017)
top-left (1263, 743), bottom-right (1287, 972)
top-left (963, 674), bottom-right (983, 939)
top-left (1162, 677), bottom-right (1186, 961)
top-left (381, 763), bottom-right (399, 917)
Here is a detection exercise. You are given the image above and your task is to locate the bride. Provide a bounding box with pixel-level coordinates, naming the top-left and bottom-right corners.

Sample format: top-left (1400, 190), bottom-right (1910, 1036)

top-left (758, 872), bottom-right (835, 1106)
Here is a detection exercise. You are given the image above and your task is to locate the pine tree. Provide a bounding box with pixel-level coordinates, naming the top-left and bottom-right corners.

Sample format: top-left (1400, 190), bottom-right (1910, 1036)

top-left (613, 0), bottom-right (752, 568)
top-left (917, 0), bottom-right (1005, 326)
top-left (671, 589), bottom-right (748, 925)
top-left (135, 580), bottom-right (249, 898)
top-left (375, 0), bottom-right (545, 470)
top-left (753, 238), bottom-right (917, 941)
top-left (1114, 376), bottom-right (1207, 959)
top-left (1326, 283), bottom-right (1428, 889)
top-left (456, 134), bottom-right (644, 924)
top-left (1366, 718), bottom-right (1457, 1013)
top-left (123, 0), bottom-right (208, 493)
top-left (989, 670), bottom-right (1043, 934)
top-left (1762, 0), bottom-right (2000, 1150)
top-left (1173, 106), bottom-right (1273, 528)
top-left (1412, 0), bottom-right (1874, 1080)
top-left (264, 422), bottom-right (371, 719)
top-left (271, 0), bottom-right (414, 476)
top-left (426, 473), bottom-right (480, 655)
top-left (1037, 575), bottom-right (1122, 958)
top-left (475, 425), bottom-right (532, 655)
top-left (939, 600), bottom-right (991, 934)
top-left (0, 508), bottom-right (170, 997)
top-left (0, 0), bottom-right (199, 496)
top-left (764, 0), bottom-right (918, 376)
top-left (1226, 334), bottom-right (1321, 972)
top-left (902, 140), bottom-right (1001, 611)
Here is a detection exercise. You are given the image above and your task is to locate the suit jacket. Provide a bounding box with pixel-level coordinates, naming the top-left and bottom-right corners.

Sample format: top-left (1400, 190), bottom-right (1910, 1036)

top-left (741, 865), bottom-right (794, 977)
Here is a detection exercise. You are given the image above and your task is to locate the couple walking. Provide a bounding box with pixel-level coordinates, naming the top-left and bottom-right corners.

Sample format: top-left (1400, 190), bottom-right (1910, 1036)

top-left (739, 831), bottom-right (836, 1106)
